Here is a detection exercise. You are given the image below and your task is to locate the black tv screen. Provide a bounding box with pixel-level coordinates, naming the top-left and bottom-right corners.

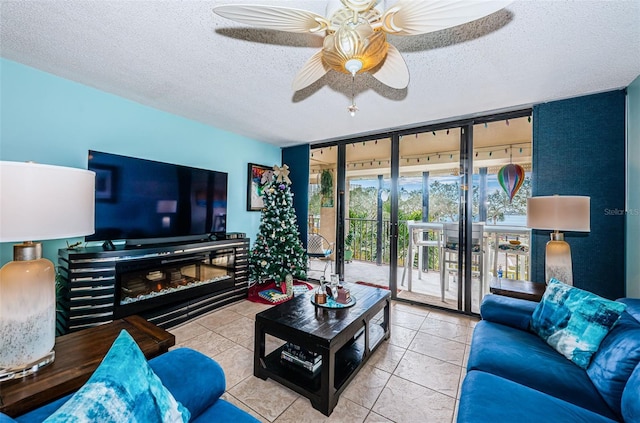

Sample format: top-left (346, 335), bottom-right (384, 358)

top-left (87, 151), bottom-right (227, 245)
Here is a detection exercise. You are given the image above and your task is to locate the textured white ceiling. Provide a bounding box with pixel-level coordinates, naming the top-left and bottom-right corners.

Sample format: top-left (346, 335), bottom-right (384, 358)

top-left (1, 1), bottom-right (639, 147)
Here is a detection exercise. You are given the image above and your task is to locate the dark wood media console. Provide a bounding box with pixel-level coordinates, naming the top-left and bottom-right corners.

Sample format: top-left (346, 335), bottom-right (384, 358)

top-left (57, 238), bottom-right (249, 334)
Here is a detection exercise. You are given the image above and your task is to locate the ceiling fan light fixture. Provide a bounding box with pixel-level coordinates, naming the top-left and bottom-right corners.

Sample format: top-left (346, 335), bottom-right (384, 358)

top-left (322, 20), bottom-right (388, 75)
top-left (345, 59), bottom-right (363, 76)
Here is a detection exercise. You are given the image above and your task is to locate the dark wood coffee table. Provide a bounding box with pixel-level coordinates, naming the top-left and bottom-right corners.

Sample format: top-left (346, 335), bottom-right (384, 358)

top-left (254, 282), bottom-right (391, 416)
top-left (0, 315), bottom-right (175, 417)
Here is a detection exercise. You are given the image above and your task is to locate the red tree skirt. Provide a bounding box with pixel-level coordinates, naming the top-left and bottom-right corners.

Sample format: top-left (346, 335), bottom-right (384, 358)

top-left (247, 280), bottom-right (314, 304)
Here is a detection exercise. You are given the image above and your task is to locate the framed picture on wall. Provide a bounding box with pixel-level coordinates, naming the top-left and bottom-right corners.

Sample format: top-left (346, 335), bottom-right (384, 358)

top-left (247, 163), bottom-right (272, 211)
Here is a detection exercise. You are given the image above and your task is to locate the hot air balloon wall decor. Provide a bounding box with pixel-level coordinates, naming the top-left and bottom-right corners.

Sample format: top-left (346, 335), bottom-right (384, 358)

top-left (497, 148), bottom-right (525, 203)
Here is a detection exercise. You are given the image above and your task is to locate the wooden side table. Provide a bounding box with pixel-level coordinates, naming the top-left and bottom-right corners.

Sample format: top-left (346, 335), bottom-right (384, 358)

top-left (489, 277), bottom-right (546, 302)
top-left (0, 315), bottom-right (175, 417)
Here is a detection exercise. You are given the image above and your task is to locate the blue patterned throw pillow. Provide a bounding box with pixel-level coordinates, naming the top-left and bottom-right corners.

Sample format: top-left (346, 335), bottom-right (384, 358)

top-left (44, 330), bottom-right (190, 423)
top-left (530, 279), bottom-right (627, 369)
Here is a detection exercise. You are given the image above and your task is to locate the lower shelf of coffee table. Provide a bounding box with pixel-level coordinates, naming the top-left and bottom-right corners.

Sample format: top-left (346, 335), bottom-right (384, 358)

top-left (261, 323), bottom-right (385, 394)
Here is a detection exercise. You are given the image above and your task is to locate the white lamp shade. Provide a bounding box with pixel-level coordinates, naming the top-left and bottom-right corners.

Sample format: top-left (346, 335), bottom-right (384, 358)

top-left (526, 195), bottom-right (590, 232)
top-left (0, 161), bottom-right (95, 242)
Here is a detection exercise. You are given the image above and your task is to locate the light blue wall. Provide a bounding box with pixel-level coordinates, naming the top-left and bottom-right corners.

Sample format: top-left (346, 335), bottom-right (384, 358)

top-left (628, 74), bottom-right (640, 298)
top-left (0, 59), bottom-right (280, 266)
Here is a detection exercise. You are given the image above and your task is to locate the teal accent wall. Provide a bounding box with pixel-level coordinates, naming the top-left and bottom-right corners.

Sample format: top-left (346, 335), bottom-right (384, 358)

top-left (0, 59), bottom-right (280, 266)
top-left (627, 75), bottom-right (640, 298)
top-left (282, 144), bottom-right (310, 247)
top-left (532, 90), bottom-right (626, 300)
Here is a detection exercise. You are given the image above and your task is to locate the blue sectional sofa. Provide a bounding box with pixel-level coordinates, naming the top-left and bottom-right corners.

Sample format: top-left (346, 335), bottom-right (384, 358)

top-left (459, 295), bottom-right (640, 423)
top-left (0, 347), bottom-right (259, 423)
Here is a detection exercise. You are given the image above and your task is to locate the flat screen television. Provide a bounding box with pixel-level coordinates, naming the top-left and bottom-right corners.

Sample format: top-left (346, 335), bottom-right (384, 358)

top-left (87, 150), bottom-right (227, 246)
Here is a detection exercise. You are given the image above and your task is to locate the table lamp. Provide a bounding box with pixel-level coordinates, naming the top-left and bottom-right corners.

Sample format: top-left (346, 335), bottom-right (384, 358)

top-left (526, 195), bottom-right (590, 285)
top-left (0, 161), bottom-right (95, 381)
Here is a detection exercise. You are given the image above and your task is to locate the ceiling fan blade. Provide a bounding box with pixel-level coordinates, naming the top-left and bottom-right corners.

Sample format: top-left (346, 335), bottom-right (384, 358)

top-left (381, 0), bottom-right (512, 36)
top-left (213, 5), bottom-right (330, 33)
top-left (370, 44), bottom-right (409, 89)
top-left (292, 50), bottom-right (330, 91)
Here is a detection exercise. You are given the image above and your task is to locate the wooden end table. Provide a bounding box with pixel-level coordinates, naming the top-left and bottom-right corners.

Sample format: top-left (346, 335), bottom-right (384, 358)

top-left (489, 277), bottom-right (546, 302)
top-left (0, 315), bottom-right (175, 417)
top-left (254, 282), bottom-right (390, 416)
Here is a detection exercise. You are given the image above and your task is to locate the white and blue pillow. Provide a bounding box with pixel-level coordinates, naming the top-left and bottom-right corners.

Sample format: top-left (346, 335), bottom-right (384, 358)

top-left (44, 330), bottom-right (190, 423)
top-left (530, 278), bottom-right (627, 369)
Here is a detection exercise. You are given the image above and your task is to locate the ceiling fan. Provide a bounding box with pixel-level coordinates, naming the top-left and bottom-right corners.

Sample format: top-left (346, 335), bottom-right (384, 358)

top-left (213, 0), bottom-right (512, 115)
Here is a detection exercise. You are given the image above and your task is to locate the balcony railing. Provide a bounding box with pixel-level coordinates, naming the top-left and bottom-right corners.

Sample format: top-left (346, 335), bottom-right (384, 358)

top-left (312, 216), bottom-right (530, 280)
top-left (345, 218), bottom-right (440, 269)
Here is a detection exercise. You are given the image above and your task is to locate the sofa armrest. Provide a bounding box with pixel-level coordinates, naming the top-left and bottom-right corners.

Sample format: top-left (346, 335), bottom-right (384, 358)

top-left (149, 347), bottom-right (226, 421)
top-left (0, 414), bottom-right (17, 423)
top-left (480, 295), bottom-right (538, 331)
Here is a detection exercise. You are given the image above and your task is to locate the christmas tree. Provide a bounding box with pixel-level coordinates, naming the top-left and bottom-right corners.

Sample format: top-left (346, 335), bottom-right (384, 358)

top-left (249, 165), bottom-right (307, 284)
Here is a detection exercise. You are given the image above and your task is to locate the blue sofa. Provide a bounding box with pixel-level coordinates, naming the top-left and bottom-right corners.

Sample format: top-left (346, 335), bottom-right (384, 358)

top-left (459, 295), bottom-right (640, 423)
top-left (0, 348), bottom-right (259, 423)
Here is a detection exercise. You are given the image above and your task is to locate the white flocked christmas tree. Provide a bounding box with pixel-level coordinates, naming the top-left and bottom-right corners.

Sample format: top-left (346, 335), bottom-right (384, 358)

top-left (249, 165), bottom-right (307, 285)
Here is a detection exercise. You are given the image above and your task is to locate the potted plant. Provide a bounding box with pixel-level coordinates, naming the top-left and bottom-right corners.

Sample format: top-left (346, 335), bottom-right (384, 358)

top-left (320, 170), bottom-right (333, 199)
top-left (344, 231), bottom-right (354, 263)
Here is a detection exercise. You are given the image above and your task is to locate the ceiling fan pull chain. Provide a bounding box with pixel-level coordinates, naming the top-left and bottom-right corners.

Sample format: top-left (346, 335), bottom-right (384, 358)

top-left (348, 74), bottom-right (358, 117)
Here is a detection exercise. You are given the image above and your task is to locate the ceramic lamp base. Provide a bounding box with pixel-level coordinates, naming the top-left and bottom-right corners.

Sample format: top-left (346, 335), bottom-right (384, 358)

top-left (0, 244), bottom-right (56, 382)
top-left (545, 234), bottom-right (573, 285)
top-left (0, 350), bottom-right (55, 382)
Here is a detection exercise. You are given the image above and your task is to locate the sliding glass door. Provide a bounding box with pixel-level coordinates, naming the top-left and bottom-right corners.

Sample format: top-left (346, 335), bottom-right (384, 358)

top-left (308, 147), bottom-right (338, 281)
top-left (470, 117), bottom-right (533, 313)
top-left (343, 138), bottom-right (393, 286)
top-left (397, 128), bottom-right (463, 310)
top-left (307, 112), bottom-right (532, 314)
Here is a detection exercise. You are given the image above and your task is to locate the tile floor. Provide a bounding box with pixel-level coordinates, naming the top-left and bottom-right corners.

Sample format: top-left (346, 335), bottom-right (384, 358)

top-left (169, 297), bottom-right (479, 423)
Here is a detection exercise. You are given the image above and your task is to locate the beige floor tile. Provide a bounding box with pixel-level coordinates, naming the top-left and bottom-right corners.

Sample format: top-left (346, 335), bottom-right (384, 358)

top-left (239, 335), bottom-right (256, 351)
top-left (195, 307), bottom-right (245, 331)
top-left (326, 397), bottom-right (370, 422)
top-left (427, 309), bottom-right (479, 327)
top-left (211, 344), bottom-right (254, 389)
top-left (364, 411), bottom-right (394, 422)
top-left (169, 320), bottom-right (209, 344)
top-left (372, 375), bottom-right (456, 423)
top-left (228, 377), bottom-right (299, 422)
top-left (408, 331), bottom-right (466, 365)
top-left (265, 334), bottom-right (287, 355)
top-left (366, 341), bottom-right (406, 374)
top-left (388, 324), bottom-right (417, 349)
top-left (225, 299), bottom-right (273, 317)
top-left (419, 317), bottom-right (470, 343)
top-left (457, 369), bottom-right (466, 400)
top-left (453, 399), bottom-right (460, 423)
top-left (214, 315), bottom-right (255, 344)
top-left (342, 364), bottom-right (392, 409)
top-left (393, 350), bottom-right (462, 398)
top-left (176, 330), bottom-right (236, 358)
top-left (274, 396), bottom-right (369, 423)
top-left (391, 309), bottom-right (427, 331)
top-left (465, 326), bottom-right (475, 345)
top-left (462, 344), bottom-right (470, 369)
top-left (391, 301), bottom-right (430, 317)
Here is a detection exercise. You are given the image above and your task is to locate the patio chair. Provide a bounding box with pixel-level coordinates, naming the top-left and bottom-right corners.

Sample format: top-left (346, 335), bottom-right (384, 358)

top-left (307, 234), bottom-right (334, 279)
top-left (401, 222), bottom-right (442, 289)
top-left (440, 222), bottom-right (484, 302)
